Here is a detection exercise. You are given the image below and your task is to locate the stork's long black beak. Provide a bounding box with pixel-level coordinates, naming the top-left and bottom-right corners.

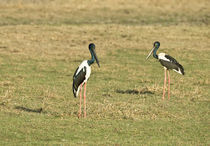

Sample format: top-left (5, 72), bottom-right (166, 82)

top-left (146, 47), bottom-right (155, 60)
top-left (93, 49), bottom-right (100, 67)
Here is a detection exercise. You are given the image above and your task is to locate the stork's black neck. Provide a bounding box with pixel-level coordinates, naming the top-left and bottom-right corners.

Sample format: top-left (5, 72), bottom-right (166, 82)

top-left (153, 47), bottom-right (159, 59)
top-left (87, 50), bottom-right (95, 66)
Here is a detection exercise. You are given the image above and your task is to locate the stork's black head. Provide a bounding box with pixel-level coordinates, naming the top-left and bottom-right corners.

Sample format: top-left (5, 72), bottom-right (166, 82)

top-left (88, 43), bottom-right (100, 67)
top-left (154, 41), bottom-right (160, 48)
top-left (146, 41), bottom-right (160, 60)
top-left (89, 43), bottom-right (95, 50)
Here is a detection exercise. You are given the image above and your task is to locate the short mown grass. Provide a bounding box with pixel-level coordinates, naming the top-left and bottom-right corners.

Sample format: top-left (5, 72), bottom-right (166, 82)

top-left (0, 0), bottom-right (209, 145)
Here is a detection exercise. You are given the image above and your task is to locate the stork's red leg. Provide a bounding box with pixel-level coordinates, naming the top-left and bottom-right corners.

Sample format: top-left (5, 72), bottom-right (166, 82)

top-left (83, 82), bottom-right (87, 118)
top-left (168, 70), bottom-right (170, 99)
top-left (78, 84), bottom-right (83, 118)
top-left (162, 68), bottom-right (167, 100)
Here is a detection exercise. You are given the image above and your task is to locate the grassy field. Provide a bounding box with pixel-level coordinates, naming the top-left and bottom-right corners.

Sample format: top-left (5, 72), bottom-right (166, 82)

top-left (0, 0), bottom-right (209, 145)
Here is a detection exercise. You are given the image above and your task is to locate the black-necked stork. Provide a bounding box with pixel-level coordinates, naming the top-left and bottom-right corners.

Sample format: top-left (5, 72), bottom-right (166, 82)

top-left (72, 43), bottom-right (100, 118)
top-left (146, 41), bottom-right (184, 100)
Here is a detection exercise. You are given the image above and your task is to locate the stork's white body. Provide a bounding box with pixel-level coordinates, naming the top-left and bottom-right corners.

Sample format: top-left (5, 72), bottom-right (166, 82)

top-left (76, 60), bottom-right (91, 82)
top-left (158, 53), bottom-right (168, 61)
top-left (74, 60), bottom-right (91, 97)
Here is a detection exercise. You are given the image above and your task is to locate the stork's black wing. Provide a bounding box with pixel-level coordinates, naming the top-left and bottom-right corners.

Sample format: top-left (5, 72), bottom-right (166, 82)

top-left (165, 55), bottom-right (179, 64)
top-left (160, 55), bottom-right (184, 75)
top-left (72, 67), bottom-right (86, 97)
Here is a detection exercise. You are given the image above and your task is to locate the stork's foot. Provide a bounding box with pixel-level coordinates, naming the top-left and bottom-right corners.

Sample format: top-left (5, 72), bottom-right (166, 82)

top-left (162, 93), bottom-right (165, 100)
top-left (78, 112), bottom-right (81, 118)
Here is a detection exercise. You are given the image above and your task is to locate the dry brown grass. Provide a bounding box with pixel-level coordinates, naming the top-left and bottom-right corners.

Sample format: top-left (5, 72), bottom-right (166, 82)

top-left (0, 0), bottom-right (209, 26)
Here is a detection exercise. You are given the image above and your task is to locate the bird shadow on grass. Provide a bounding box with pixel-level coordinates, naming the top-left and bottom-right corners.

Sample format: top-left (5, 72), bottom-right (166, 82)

top-left (0, 46), bottom-right (7, 49)
top-left (15, 106), bottom-right (43, 113)
top-left (116, 88), bottom-right (154, 95)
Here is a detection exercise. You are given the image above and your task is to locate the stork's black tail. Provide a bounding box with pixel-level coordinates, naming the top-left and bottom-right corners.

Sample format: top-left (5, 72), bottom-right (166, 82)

top-left (177, 63), bottom-right (185, 75)
top-left (72, 82), bottom-right (77, 98)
